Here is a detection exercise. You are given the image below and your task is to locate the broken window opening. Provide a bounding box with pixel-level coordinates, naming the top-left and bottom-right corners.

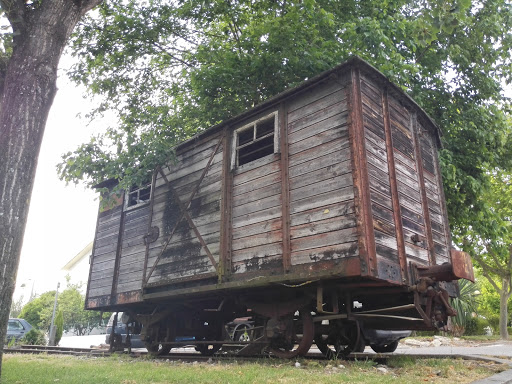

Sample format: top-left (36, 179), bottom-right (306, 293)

top-left (234, 112), bottom-right (278, 168)
top-left (126, 183), bottom-right (152, 209)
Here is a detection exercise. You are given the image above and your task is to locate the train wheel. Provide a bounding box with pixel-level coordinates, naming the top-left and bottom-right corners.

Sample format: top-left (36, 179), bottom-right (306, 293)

top-left (315, 321), bottom-right (365, 359)
top-left (268, 309), bottom-right (314, 359)
top-left (145, 342), bottom-right (171, 355)
top-left (233, 324), bottom-right (253, 343)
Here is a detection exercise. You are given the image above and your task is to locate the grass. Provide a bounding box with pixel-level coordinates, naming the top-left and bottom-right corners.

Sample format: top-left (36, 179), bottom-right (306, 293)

top-left (1, 353), bottom-right (506, 384)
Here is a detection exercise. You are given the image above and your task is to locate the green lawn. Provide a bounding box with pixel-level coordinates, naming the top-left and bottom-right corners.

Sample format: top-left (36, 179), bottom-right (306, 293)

top-left (2, 353), bottom-right (505, 384)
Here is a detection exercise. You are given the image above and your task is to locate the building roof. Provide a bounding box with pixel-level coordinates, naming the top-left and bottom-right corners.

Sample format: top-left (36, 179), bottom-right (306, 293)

top-left (62, 241), bottom-right (93, 271)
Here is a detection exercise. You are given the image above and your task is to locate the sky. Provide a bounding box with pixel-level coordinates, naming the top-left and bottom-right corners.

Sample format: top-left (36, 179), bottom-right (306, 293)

top-left (13, 54), bottom-right (106, 302)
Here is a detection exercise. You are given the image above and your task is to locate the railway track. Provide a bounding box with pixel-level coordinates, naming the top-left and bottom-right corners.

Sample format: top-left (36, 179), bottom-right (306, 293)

top-left (5, 344), bottom-right (500, 366)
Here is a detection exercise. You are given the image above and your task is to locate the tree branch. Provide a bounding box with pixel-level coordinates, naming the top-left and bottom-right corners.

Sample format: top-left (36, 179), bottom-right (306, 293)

top-left (77, 0), bottom-right (103, 16)
top-left (0, 0), bottom-right (26, 31)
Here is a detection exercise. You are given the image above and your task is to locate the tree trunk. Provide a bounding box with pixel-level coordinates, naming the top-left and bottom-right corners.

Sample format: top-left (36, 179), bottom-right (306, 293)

top-left (499, 278), bottom-right (510, 339)
top-left (0, 0), bottom-right (101, 376)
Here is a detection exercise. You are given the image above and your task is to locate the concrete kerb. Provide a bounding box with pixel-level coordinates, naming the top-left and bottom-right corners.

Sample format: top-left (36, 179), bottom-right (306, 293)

top-left (465, 355), bottom-right (512, 384)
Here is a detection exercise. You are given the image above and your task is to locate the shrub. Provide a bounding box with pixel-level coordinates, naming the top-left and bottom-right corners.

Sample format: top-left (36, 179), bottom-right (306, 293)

top-left (22, 329), bottom-right (47, 346)
top-left (464, 317), bottom-right (489, 336)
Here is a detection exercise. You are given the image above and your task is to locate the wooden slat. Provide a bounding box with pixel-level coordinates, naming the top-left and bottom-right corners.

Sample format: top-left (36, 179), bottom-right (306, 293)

top-left (289, 113), bottom-right (348, 144)
top-left (291, 227), bottom-right (358, 253)
top-left (291, 243), bottom-right (358, 265)
top-left (291, 187), bottom-right (354, 215)
top-left (288, 126), bottom-right (349, 156)
top-left (290, 215), bottom-right (356, 239)
top-left (288, 101), bottom-right (348, 134)
top-left (290, 201), bottom-right (355, 227)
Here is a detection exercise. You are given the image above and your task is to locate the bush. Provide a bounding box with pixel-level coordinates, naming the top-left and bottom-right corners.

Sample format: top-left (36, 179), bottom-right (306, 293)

top-left (22, 329), bottom-right (47, 346)
top-left (464, 317), bottom-right (489, 336)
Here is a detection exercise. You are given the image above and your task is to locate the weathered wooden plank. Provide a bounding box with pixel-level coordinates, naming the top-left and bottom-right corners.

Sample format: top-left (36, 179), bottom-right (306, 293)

top-left (364, 128), bottom-right (387, 151)
top-left (405, 243), bottom-right (428, 262)
top-left (397, 181), bottom-right (421, 203)
top-left (400, 204), bottom-right (424, 225)
top-left (375, 244), bottom-right (399, 262)
top-left (88, 286), bottom-right (112, 298)
top-left (232, 218), bottom-right (282, 240)
top-left (94, 232), bottom-right (121, 249)
top-left (291, 243), bottom-right (358, 265)
top-left (365, 136), bottom-right (388, 164)
top-left (233, 170), bottom-right (281, 196)
top-left (288, 126), bottom-right (349, 156)
top-left (289, 142), bottom-right (350, 175)
top-left (92, 242), bottom-right (119, 258)
top-left (368, 174), bottom-right (391, 197)
top-left (290, 161), bottom-right (352, 191)
top-left (232, 205), bottom-right (282, 229)
top-left (374, 230), bottom-right (398, 251)
top-left (371, 202), bottom-right (394, 224)
top-left (291, 227), bottom-right (358, 253)
top-left (231, 242), bottom-right (283, 263)
top-left (425, 186), bottom-right (439, 202)
top-left (91, 250), bottom-right (118, 265)
top-left (232, 254), bottom-right (283, 274)
top-left (288, 88), bottom-right (345, 123)
top-left (370, 188), bottom-right (393, 210)
top-left (289, 113), bottom-right (348, 145)
top-left (402, 216), bottom-right (425, 236)
top-left (290, 214), bottom-right (356, 239)
top-left (158, 151), bottom-right (223, 186)
top-left (366, 151), bottom-right (389, 174)
top-left (233, 182), bottom-right (281, 207)
top-left (361, 93), bottom-right (383, 117)
top-left (362, 102), bottom-right (384, 123)
top-left (291, 187), bottom-right (355, 215)
top-left (232, 230), bottom-right (282, 251)
top-left (154, 162), bottom-right (222, 197)
top-left (290, 175), bottom-right (353, 203)
top-left (398, 190), bottom-right (424, 216)
top-left (164, 143), bottom-right (223, 178)
top-left (232, 193), bottom-right (282, 219)
top-left (363, 113), bottom-right (385, 140)
top-left (91, 259), bottom-right (116, 273)
top-left (391, 129), bottom-right (415, 159)
top-left (290, 201), bottom-right (355, 227)
top-left (373, 217), bottom-right (395, 237)
top-left (233, 158), bottom-right (281, 186)
top-left (287, 79), bottom-right (345, 113)
top-left (288, 100), bottom-right (348, 134)
top-left (394, 158), bottom-right (419, 184)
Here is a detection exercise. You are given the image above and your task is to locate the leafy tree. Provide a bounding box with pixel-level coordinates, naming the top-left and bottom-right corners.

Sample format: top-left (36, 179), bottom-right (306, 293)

top-left (9, 295), bottom-right (24, 318)
top-left (0, 0), bottom-right (103, 375)
top-left (458, 170), bottom-right (512, 338)
top-left (18, 291), bottom-right (56, 331)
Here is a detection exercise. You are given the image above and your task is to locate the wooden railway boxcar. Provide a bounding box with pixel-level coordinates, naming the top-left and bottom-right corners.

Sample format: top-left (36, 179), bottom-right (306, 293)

top-left (86, 57), bottom-right (473, 357)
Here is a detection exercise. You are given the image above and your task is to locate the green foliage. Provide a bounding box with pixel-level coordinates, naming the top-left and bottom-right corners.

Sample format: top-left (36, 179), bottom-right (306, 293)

top-left (21, 329), bottom-right (46, 346)
top-left (61, 0), bottom-right (512, 205)
top-left (55, 310), bottom-right (63, 345)
top-left (464, 317), bottom-right (489, 336)
top-left (18, 282), bottom-right (105, 336)
top-left (450, 279), bottom-right (479, 333)
top-left (19, 291), bottom-right (56, 331)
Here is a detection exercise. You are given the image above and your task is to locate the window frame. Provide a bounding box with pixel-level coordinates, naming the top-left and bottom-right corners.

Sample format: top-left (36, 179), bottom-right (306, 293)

top-left (231, 111), bottom-right (279, 169)
top-left (124, 181), bottom-right (152, 211)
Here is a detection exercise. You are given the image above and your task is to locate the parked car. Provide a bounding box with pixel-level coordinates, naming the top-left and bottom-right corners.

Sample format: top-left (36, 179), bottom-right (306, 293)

top-left (6, 318), bottom-right (33, 344)
top-left (105, 312), bottom-right (144, 349)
